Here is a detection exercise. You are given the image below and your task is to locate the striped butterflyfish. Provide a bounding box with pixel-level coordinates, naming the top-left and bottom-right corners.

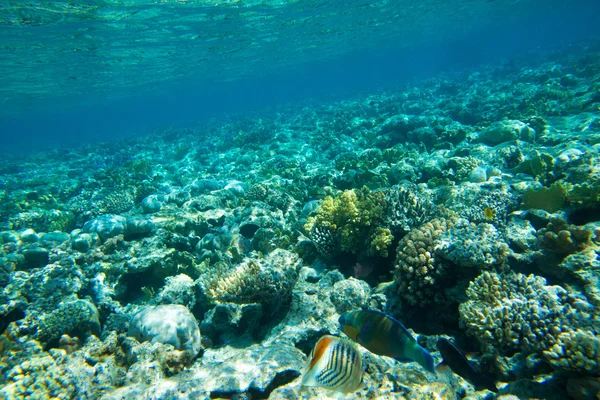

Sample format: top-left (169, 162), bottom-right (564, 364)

top-left (301, 335), bottom-right (363, 393)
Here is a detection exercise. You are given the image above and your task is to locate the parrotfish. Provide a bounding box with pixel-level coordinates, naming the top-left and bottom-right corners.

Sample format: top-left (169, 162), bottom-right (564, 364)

top-left (436, 338), bottom-right (498, 393)
top-left (302, 335), bottom-right (363, 393)
top-left (339, 310), bottom-right (435, 374)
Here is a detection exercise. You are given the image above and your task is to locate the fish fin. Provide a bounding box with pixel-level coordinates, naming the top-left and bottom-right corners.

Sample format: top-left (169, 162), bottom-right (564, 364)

top-left (435, 361), bottom-right (451, 375)
top-left (406, 343), bottom-right (436, 374)
top-left (394, 356), bottom-right (413, 363)
top-left (357, 320), bottom-right (372, 342)
top-left (364, 310), bottom-right (417, 343)
top-left (436, 363), bottom-right (453, 385)
top-left (475, 377), bottom-right (499, 393)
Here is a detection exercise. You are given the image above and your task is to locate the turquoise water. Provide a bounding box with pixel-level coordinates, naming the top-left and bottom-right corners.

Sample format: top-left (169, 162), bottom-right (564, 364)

top-left (0, 0), bottom-right (598, 153)
top-left (1, 1), bottom-right (600, 399)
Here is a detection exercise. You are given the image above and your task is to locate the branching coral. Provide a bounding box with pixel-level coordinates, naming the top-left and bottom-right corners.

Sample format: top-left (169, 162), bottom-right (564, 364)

top-left (538, 217), bottom-right (596, 256)
top-left (459, 271), bottom-right (590, 361)
top-left (304, 187), bottom-right (389, 258)
top-left (393, 217), bottom-right (455, 306)
top-left (198, 250), bottom-right (299, 314)
top-left (385, 185), bottom-right (431, 234)
top-left (544, 329), bottom-right (600, 374)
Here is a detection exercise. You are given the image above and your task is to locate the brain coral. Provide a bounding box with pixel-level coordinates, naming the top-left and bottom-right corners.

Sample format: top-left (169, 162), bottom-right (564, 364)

top-left (128, 304), bottom-right (202, 356)
top-left (393, 217), bottom-right (455, 306)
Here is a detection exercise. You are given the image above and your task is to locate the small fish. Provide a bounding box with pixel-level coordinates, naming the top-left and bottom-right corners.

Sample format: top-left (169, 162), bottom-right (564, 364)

top-left (0, 308), bottom-right (25, 335)
top-left (436, 338), bottom-right (498, 393)
top-left (339, 310), bottom-right (435, 374)
top-left (302, 335), bottom-right (363, 393)
top-left (353, 262), bottom-right (373, 279)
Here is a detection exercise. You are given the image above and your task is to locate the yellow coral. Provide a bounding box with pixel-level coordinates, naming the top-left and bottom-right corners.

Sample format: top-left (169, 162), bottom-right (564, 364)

top-left (306, 187), bottom-right (391, 257)
top-left (523, 182), bottom-right (567, 212)
top-left (368, 227), bottom-right (393, 257)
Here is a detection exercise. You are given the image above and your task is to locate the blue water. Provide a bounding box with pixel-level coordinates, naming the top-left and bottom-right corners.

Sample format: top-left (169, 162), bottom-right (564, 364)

top-left (0, 0), bottom-right (599, 155)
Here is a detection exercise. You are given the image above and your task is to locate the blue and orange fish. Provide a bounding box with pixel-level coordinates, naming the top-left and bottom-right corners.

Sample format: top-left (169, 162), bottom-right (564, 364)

top-left (339, 310), bottom-right (435, 374)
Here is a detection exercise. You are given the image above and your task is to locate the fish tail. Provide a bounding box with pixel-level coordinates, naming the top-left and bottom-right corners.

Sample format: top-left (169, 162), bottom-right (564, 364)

top-left (475, 376), bottom-right (499, 393)
top-left (410, 344), bottom-right (436, 374)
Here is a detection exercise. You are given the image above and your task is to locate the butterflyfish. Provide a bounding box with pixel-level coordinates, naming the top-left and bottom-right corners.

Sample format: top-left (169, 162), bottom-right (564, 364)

top-left (302, 335), bottom-right (363, 393)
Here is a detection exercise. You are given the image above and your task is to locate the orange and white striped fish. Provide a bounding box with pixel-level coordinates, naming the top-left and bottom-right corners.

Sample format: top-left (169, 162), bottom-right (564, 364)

top-left (301, 335), bottom-right (363, 393)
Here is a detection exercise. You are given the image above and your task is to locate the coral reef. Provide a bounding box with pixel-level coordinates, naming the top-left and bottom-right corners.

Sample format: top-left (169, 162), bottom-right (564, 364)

top-left (0, 44), bottom-right (599, 399)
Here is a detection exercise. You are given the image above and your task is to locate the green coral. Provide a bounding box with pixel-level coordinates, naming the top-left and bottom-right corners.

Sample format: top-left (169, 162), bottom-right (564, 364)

top-left (35, 299), bottom-right (100, 347)
top-left (567, 182), bottom-right (600, 208)
top-left (523, 182), bottom-right (567, 212)
top-left (304, 187), bottom-right (389, 257)
top-left (127, 159), bottom-right (152, 175)
top-left (516, 150), bottom-right (555, 182)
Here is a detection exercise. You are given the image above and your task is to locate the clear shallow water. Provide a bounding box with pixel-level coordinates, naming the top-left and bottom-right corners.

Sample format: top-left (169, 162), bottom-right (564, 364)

top-left (0, 0), bottom-right (599, 154)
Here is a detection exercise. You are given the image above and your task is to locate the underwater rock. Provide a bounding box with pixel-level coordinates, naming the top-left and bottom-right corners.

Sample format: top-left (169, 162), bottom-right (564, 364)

top-left (141, 195), bottom-right (163, 213)
top-left (191, 179), bottom-right (225, 193)
top-left (83, 214), bottom-right (127, 241)
top-left (239, 223), bottom-right (260, 239)
top-left (40, 231), bottom-right (70, 245)
top-left (505, 216), bottom-right (538, 252)
top-left (125, 216), bottom-right (154, 239)
top-left (0, 230), bottom-right (20, 243)
top-left (19, 228), bottom-right (39, 243)
top-left (301, 200), bottom-right (321, 216)
top-left (479, 120), bottom-right (535, 145)
top-left (224, 180), bottom-right (248, 197)
top-left (329, 278), bottom-right (371, 315)
top-left (186, 343), bottom-right (303, 396)
top-left (70, 230), bottom-right (97, 252)
top-left (201, 302), bottom-right (263, 345)
top-left (467, 165), bottom-right (500, 183)
top-left (128, 304), bottom-right (202, 357)
top-left (467, 166), bottom-right (489, 183)
top-left (436, 219), bottom-right (509, 269)
top-left (21, 247), bottom-right (49, 270)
